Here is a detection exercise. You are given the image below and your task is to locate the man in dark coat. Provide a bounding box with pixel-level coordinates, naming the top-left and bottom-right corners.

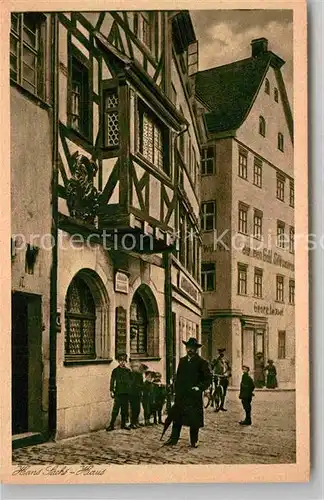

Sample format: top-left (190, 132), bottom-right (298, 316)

top-left (129, 360), bottom-right (144, 428)
top-left (106, 353), bottom-right (132, 431)
top-left (164, 338), bottom-right (211, 448)
top-left (239, 365), bottom-right (255, 426)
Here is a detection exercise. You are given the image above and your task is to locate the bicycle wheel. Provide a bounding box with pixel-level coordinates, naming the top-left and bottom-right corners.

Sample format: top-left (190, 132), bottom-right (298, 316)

top-left (203, 391), bottom-right (211, 409)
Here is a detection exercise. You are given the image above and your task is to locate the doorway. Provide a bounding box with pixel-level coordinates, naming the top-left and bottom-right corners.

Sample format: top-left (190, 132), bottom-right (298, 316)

top-left (12, 292), bottom-right (43, 435)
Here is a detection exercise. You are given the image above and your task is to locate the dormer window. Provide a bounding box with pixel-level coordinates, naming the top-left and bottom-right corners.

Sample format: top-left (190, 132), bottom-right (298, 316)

top-left (265, 78), bottom-right (270, 94)
top-left (259, 116), bottom-right (266, 137)
top-left (274, 87), bottom-right (279, 102)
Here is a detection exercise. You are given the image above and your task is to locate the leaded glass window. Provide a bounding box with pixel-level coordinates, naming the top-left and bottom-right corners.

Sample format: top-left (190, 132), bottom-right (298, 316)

top-left (138, 103), bottom-right (169, 175)
top-left (130, 293), bottom-right (148, 355)
top-left (65, 276), bottom-right (96, 359)
top-left (103, 90), bottom-right (119, 147)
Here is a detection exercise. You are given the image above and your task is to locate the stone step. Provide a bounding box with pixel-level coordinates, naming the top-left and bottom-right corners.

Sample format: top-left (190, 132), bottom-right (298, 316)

top-left (12, 432), bottom-right (45, 449)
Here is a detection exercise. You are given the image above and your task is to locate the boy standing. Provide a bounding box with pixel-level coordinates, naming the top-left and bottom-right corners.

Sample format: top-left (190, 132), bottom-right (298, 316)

top-left (106, 353), bottom-right (132, 431)
top-left (151, 372), bottom-right (167, 424)
top-left (129, 360), bottom-right (144, 428)
top-left (239, 365), bottom-right (255, 426)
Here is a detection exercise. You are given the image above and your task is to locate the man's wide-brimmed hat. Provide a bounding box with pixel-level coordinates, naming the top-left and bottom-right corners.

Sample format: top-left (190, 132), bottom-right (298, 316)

top-left (182, 337), bottom-right (202, 348)
top-left (218, 348), bottom-right (226, 353)
top-left (116, 352), bottom-right (127, 361)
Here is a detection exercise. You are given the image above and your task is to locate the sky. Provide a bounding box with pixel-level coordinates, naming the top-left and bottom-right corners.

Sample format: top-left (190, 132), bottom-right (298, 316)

top-left (190, 10), bottom-right (293, 107)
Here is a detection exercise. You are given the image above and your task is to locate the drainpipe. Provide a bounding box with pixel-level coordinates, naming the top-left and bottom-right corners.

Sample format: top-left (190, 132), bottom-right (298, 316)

top-left (48, 13), bottom-right (59, 441)
top-left (163, 250), bottom-right (173, 406)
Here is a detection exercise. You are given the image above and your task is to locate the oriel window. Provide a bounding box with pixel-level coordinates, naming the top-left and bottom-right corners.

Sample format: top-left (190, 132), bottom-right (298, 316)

top-left (103, 89), bottom-right (119, 148)
top-left (10, 13), bottom-right (46, 98)
top-left (70, 55), bottom-right (90, 139)
top-left (201, 263), bottom-right (215, 292)
top-left (138, 103), bottom-right (169, 175)
top-left (65, 276), bottom-right (96, 360)
top-left (201, 146), bottom-right (215, 175)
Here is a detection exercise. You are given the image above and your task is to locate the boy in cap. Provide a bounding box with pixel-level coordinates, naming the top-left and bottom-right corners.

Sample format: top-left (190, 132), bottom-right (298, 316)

top-left (151, 372), bottom-right (167, 424)
top-left (239, 365), bottom-right (255, 426)
top-left (106, 353), bottom-right (132, 431)
top-left (129, 359), bottom-right (144, 428)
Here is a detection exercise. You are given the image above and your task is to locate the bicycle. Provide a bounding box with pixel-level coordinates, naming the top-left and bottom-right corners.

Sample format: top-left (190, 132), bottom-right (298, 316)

top-left (203, 375), bottom-right (225, 412)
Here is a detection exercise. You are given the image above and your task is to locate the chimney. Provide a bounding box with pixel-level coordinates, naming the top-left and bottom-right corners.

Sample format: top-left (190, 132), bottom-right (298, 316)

top-left (251, 38), bottom-right (268, 58)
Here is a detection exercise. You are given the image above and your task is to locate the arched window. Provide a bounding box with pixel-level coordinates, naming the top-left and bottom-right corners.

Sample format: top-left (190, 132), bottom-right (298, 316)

top-left (259, 116), bottom-right (266, 137)
top-left (130, 292), bottom-right (148, 355)
top-left (274, 87), bottom-right (279, 102)
top-left (265, 78), bottom-right (270, 94)
top-left (65, 275), bottom-right (96, 359)
top-left (278, 132), bottom-right (284, 151)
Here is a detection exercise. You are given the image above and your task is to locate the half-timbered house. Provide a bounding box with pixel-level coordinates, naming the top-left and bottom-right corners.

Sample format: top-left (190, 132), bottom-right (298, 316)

top-left (11, 10), bottom-right (206, 441)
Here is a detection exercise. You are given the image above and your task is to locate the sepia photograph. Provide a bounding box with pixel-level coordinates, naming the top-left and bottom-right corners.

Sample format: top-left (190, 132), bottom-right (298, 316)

top-left (0, 1), bottom-right (309, 484)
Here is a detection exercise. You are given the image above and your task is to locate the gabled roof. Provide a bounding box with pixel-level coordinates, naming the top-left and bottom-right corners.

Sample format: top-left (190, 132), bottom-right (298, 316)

top-left (195, 52), bottom-right (293, 140)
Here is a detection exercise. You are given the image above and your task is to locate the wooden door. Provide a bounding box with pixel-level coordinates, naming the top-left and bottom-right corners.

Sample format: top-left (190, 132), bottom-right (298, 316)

top-left (12, 293), bottom-right (29, 434)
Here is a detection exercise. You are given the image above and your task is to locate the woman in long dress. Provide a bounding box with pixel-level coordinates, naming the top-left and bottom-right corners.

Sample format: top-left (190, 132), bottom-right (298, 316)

top-left (264, 360), bottom-right (278, 389)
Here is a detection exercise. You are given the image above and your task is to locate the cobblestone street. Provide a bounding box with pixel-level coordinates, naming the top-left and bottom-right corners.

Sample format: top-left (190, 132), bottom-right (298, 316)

top-left (12, 390), bottom-right (296, 465)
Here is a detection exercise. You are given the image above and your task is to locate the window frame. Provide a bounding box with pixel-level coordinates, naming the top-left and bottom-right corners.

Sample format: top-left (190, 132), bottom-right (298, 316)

top-left (130, 292), bottom-right (149, 356)
top-left (259, 116), bottom-right (266, 137)
top-left (201, 262), bottom-right (216, 292)
top-left (10, 12), bottom-right (46, 99)
top-left (253, 209), bottom-right (263, 240)
top-left (289, 180), bottom-right (295, 207)
top-left (278, 132), bottom-right (284, 152)
top-left (68, 47), bottom-right (92, 141)
top-left (265, 78), bottom-right (270, 94)
top-left (254, 267), bottom-right (263, 298)
top-left (137, 100), bottom-right (170, 176)
top-left (237, 264), bottom-right (248, 296)
top-left (253, 157), bottom-right (262, 187)
top-left (289, 226), bottom-right (295, 254)
top-left (102, 80), bottom-right (119, 149)
top-left (276, 275), bottom-right (285, 303)
top-left (278, 330), bottom-right (286, 359)
top-left (289, 279), bottom-right (295, 305)
top-left (201, 201), bottom-right (216, 232)
top-left (277, 220), bottom-right (286, 249)
top-left (238, 202), bottom-right (249, 235)
top-left (238, 149), bottom-right (248, 180)
top-left (65, 276), bottom-right (97, 361)
top-left (276, 174), bottom-right (285, 202)
top-left (201, 146), bottom-right (215, 176)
